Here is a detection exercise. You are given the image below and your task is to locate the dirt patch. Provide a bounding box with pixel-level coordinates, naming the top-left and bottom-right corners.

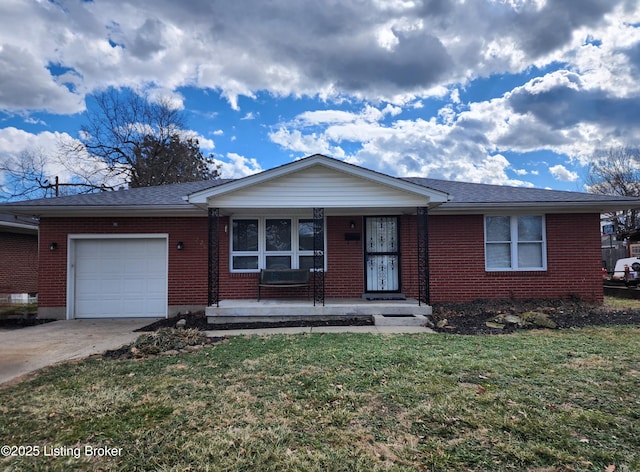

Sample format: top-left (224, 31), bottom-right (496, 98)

top-left (431, 298), bottom-right (640, 335)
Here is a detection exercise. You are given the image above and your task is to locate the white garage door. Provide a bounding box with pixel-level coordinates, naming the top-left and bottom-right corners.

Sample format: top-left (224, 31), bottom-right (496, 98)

top-left (73, 238), bottom-right (167, 318)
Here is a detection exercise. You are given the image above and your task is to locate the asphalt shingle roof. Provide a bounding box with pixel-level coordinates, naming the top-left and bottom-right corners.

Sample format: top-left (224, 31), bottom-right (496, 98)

top-left (2, 168), bottom-right (638, 213)
top-left (404, 177), bottom-right (633, 204)
top-left (3, 179), bottom-right (230, 208)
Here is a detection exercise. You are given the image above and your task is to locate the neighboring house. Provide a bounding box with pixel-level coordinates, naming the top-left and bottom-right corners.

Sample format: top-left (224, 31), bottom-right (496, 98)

top-left (0, 213), bottom-right (38, 301)
top-left (3, 154), bottom-right (640, 320)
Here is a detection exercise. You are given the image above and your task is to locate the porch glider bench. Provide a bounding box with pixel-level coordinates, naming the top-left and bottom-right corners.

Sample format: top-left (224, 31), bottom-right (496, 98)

top-left (257, 269), bottom-right (311, 301)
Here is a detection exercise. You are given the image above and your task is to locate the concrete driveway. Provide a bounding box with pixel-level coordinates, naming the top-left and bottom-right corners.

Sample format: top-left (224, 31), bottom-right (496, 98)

top-left (0, 318), bottom-right (155, 387)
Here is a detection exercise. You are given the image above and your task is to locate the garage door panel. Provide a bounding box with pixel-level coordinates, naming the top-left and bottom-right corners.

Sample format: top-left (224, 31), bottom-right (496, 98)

top-left (73, 238), bottom-right (167, 318)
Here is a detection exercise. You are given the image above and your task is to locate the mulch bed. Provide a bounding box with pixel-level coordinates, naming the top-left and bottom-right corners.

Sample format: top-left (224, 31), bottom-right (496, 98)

top-left (135, 313), bottom-right (374, 332)
top-left (133, 298), bottom-right (640, 336)
top-left (0, 318), bottom-right (56, 329)
top-left (431, 298), bottom-right (640, 335)
top-left (3, 299), bottom-right (639, 336)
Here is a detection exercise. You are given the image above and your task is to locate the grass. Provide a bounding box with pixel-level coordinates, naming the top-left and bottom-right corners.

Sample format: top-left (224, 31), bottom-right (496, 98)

top-left (1, 325), bottom-right (639, 471)
top-left (603, 295), bottom-right (640, 310)
top-left (0, 303), bottom-right (37, 317)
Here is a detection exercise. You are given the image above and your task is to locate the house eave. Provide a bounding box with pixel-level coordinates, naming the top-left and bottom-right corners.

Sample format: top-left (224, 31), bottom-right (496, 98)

top-left (4, 205), bottom-right (207, 218)
top-left (0, 221), bottom-right (38, 234)
top-left (431, 200), bottom-right (640, 215)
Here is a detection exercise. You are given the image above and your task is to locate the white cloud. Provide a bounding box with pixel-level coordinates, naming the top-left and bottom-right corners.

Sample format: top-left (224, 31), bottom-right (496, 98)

top-left (215, 153), bottom-right (263, 179)
top-left (271, 106), bottom-right (534, 186)
top-left (0, 0), bottom-right (639, 192)
top-left (549, 164), bottom-right (579, 182)
top-left (1, 0), bottom-right (636, 113)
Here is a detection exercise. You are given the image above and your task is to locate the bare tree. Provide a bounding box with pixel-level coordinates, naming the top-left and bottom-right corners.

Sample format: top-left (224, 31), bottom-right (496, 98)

top-left (70, 89), bottom-right (219, 188)
top-left (586, 146), bottom-right (640, 237)
top-left (1, 90), bottom-right (219, 201)
top-left (0, 149), bottom-right (111, 201)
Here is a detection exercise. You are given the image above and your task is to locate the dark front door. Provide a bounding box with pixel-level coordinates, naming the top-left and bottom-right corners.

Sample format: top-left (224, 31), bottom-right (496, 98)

top-left (365, 216), bottom-right (400, 292)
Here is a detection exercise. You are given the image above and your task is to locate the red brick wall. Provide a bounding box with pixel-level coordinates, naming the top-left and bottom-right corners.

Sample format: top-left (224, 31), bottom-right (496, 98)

top-left (427, 213), bottom-right (604, 303)
top-left (38, 217), bottom-right (209, 310)
top-left (37, 212), bottom-right (604, 311)
top-left (0, 231), bottom-right (38, 294)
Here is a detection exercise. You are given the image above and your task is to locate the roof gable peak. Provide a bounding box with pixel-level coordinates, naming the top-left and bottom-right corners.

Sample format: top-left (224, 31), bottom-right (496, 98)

top-left (187, 154), bottom-right (450, 205)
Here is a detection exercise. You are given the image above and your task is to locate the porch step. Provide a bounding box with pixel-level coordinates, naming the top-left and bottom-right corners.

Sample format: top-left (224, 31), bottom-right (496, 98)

top-left (372, 314), bottom-right (430, 327)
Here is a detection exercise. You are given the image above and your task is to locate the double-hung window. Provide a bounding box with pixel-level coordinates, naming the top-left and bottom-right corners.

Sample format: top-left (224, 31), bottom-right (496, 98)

top-left (231, 217), bottom-right (325, 272)
top-left (485, 215), bottom-right (546, 271)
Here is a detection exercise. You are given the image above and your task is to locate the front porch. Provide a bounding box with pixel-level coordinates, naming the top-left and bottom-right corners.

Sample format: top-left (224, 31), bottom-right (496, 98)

top-left (206, 298), bottom-right (432, 326)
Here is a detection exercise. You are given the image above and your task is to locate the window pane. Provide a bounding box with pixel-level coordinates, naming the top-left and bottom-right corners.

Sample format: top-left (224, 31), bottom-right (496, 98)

top-left (266, 256), bottom-right (291, 269)
top-left (518, 243), bottom-right (543, 268)
top-left (299, 255), bottom-right (323, 270)
top-left (233, 219), bottom-right (258, 251)
top-left (486, 216), bottom-right (511, 241)
top-left (299, 219), bottom-right (322, 251)
top-left (266, 219), bottom-right (291, 251)
top-left (232, 256), bottom-right (258, 270)
top-left (486, 243), bottom-right (511, 268)
top-left (518, 216), bottom-right (542, 241)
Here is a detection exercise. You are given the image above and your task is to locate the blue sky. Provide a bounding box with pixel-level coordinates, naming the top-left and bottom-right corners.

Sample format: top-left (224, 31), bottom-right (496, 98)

top-left (1, 0), bottom-right (640, 199)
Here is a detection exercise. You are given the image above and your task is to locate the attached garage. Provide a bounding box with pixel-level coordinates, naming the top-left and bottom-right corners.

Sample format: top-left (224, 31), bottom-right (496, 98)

top-left (69, 236), bottom-right (168, 319)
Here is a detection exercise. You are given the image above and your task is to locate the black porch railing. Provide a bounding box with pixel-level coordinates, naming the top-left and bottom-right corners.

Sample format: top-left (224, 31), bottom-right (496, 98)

top-left (417, 206), bottom-right (430, 305)
top-left (208, 207), bottom-right (220, 307)
top-left (313, 207), bottom-right (325, 306)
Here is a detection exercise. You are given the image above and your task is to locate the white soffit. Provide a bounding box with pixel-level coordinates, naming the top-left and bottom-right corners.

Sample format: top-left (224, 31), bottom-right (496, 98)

top-left (187, 155), bottom-right (449, 208)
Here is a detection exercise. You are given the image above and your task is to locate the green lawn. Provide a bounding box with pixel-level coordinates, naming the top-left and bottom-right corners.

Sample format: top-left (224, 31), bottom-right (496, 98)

top-left (1, 327), bottom-right (639, 471)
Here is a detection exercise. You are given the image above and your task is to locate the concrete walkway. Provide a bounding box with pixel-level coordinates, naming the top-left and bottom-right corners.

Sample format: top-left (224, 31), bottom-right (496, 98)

top-left (0, 320), bottom-right (434, 388)
top-left (206, 325), bottom-right (435, 337)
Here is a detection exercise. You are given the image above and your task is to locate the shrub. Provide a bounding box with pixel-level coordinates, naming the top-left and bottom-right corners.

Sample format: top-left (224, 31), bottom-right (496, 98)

top-left (133, 328), bottom-right (207, 355)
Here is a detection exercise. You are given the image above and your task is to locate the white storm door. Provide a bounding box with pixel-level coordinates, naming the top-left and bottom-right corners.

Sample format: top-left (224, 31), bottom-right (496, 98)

top-left (365, 217), bottom-right (400, 292)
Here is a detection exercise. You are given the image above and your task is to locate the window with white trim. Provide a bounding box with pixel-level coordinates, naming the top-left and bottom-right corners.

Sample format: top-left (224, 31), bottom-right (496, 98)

top-left (485, 215), bottom-right (546, 271)
top-left (231, 217), bottom-right (326, 272)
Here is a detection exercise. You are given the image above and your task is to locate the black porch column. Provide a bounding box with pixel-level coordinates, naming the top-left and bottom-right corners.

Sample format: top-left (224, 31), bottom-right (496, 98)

top-left (208, 208), bottom-right (220, 307)
top-left (417, 207), bottom-right (430, 305)
top-left (313, 207), bottom-right (325, 306)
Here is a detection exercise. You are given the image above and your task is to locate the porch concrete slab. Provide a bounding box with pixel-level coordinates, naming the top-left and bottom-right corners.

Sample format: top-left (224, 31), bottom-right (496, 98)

top-left (207, 298), bottom-right (432, 321)
top-left (0, 318), bottom-right (157, 387)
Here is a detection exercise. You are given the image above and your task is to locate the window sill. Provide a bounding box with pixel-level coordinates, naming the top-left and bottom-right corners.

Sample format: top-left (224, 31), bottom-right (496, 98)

top-left (486, 270), bottom-right (547, 276)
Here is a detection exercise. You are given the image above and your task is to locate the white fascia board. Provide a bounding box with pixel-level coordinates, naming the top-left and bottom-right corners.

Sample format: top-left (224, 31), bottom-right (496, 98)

top-left (0, 221), bottom-right (38, 232)
top-left (431, 200), bottom-right (640, 215)
top-left (4, 205), bottom-right (207, 218)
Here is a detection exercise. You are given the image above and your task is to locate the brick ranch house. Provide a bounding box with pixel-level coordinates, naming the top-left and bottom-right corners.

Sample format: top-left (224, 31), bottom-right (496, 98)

top-left (0, 214), bottom-right (38, 302)
top-left (3, 154), bottom-right (640, 321)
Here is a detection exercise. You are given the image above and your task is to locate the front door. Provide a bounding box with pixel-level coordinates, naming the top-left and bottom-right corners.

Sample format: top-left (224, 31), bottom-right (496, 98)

top-left (365, 217), bottom-right (400, 292)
